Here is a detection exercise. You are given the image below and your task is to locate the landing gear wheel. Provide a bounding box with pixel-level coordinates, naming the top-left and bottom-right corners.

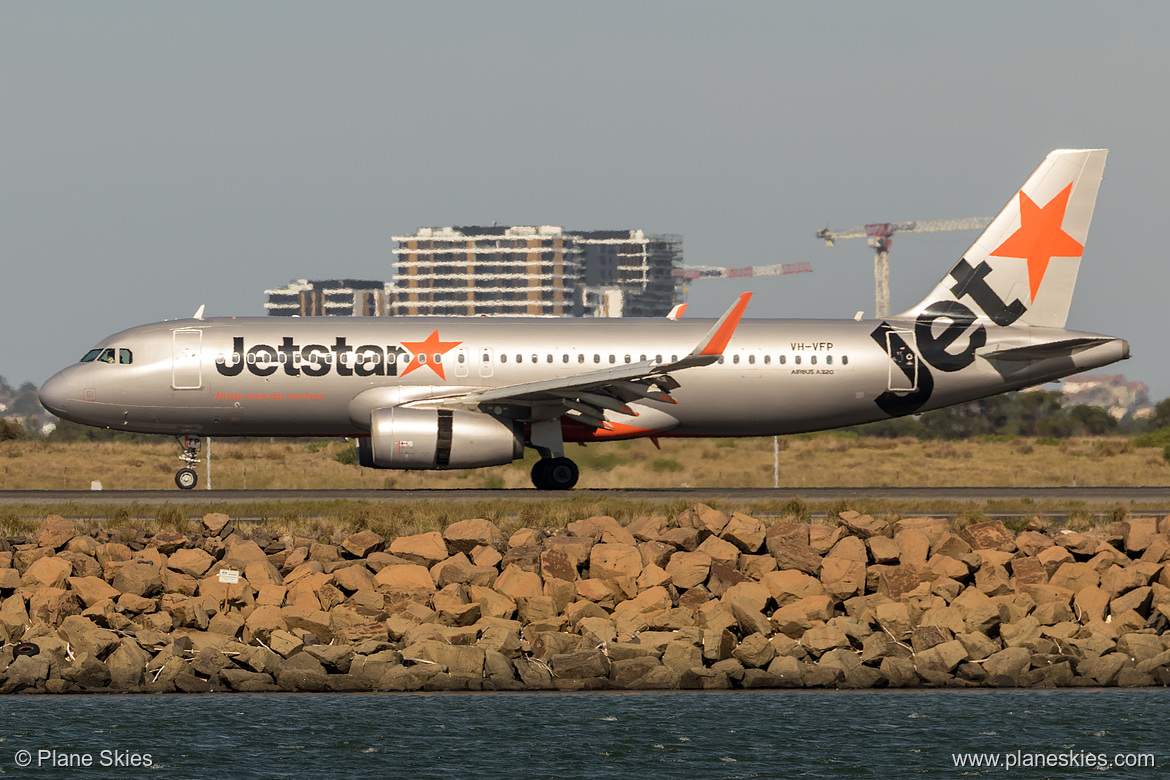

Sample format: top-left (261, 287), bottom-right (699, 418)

top-left (175, 467), bottom-right (198, 490)
top-left (531, 457), bottom-right (578, 490)
top-left (531, 459), bottom-right (550, 489)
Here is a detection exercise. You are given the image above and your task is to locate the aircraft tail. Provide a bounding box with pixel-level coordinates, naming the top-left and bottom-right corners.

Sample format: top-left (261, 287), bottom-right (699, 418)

top-left (896, 149), bottom-right (1107, 329)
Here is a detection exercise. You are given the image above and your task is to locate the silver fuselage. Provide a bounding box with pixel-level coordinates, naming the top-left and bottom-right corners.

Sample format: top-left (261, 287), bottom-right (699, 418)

top-left (38, 315), bottom-right (1129, 441)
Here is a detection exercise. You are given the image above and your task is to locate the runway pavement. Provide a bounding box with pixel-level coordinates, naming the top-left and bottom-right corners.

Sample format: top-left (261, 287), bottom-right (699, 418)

top-left (2, 486), bottom-right (1170, 506)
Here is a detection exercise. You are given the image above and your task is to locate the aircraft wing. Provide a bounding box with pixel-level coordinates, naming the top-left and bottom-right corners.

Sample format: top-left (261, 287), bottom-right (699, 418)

top-left (418, 293), bottom-right (752, 428)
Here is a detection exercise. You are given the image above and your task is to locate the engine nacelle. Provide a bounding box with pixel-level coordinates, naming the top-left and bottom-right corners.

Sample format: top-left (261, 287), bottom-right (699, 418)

top-left (357, 407), bottom-right (523, 470)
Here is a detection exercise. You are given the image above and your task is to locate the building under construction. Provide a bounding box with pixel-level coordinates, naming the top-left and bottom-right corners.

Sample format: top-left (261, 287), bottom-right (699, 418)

top-left (390, 226), bottom-right (683, 318)
top-left (264, 279), bottom-right (391, 317)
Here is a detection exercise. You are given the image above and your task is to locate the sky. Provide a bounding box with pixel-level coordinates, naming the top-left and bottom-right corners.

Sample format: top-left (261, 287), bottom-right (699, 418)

top-left (3, 2), bottom-right (1167, 399)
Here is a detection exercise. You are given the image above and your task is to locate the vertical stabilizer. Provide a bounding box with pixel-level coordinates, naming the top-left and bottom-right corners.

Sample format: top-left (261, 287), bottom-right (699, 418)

top-left (896, 149), bottom-right (1107, 329)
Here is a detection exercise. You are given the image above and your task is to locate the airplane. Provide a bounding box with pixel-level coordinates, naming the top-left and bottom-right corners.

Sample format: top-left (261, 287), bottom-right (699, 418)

top-left (39, 148), bottom-right (1126, 491)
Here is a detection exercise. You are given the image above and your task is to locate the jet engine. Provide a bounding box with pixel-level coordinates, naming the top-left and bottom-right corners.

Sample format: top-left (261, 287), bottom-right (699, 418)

top-left (357, 407), bottom-right (523, 470)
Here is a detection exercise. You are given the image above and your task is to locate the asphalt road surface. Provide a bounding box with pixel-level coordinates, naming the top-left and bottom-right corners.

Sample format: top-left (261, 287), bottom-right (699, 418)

top-left (3, 486), bottom-right (1170, 506)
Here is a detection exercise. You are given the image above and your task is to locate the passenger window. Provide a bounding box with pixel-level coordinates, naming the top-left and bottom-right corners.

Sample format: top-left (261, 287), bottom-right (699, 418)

top-left (764, 355), bottom-right (771, 365)
top-left (516, 354), bottom-right (522, 363)
top-left (732, 355), bottom-right (740, 364)
top-left (562, 354), bottom-right (569, 363)
top-left (842, 356), bottom-right (849, 365)
top-left (780, 355), bottom-right (786, 364)
top-left (279, 353), bottom-right (288, 363)
top-left (119, 349), bottom-right (133, 364)
top-left (578, 354), bottom-right (585, 364)
top-left (501, 354), bottom-right (508, 363)
top-left (640, 354), bottom-right (647, 361)
top-left (671, 354), bottom-right (678, 362)
top-left (547, 355), bottom-right (553, 363)
top-left (594, 354), bottom-right (600, 363)
top-left (418, 354), bottom-right (427, 364)
top-left (826, 355), bottom-right (833, 365)
top-left (609, 355), bottom-right (616, 364)
top-left (624, 355), bottom-right (631, 364)
top-left (531, 354), bottom-right (538, 364)
top-left (656, 354), bottom-right (663, 363)
top-left (718, 356), bottom-right (725, 364)
top-left (795, 355), bottom-right (801, 365)
top-left (80, 349), bottom-right (102, 363)
top-left (433, 353), bottom-right (441, 364)
top-left (748, 355), bottom-right (755, 364)
top-left (247, 353), bottom-right (256, 365)
top-left (811, 356), bottom-right (817, 365)
top-left (458, 354), bottom-right (466, 364)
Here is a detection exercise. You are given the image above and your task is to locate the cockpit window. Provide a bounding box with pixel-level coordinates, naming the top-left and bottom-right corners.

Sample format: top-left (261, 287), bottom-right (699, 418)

top-left (79, 347), bottom-right (131, 364)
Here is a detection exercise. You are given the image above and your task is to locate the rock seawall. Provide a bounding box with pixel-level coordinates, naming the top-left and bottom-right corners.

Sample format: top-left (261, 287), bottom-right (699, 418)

top-left (2, 507), bottom-right (1169, 693)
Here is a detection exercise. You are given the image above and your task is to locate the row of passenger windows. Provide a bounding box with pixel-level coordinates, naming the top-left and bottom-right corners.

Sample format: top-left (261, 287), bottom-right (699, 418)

top-left (468, 353), bottom-right (849, 366)
top-left (80, 348), bottom-right (133, 365)
top-left (221, 351), bottom-right (851, 368)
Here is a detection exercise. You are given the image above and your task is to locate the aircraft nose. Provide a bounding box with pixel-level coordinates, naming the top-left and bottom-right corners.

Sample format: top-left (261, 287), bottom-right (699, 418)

top-left (38, 372), bottom-right (73, 417)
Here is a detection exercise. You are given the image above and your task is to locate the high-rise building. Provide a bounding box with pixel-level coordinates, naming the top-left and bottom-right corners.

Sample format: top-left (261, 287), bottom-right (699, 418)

top-left (390, 225), bottom-right (682, 317)
top-left (264, 279), bottom-right (391, 317)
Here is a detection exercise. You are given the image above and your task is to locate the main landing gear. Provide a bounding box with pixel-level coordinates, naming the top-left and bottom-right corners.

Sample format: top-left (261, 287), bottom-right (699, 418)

top-left (531, 457), bottom-right (579, 491)
top-left (175, 435), bottom-right (201, 490)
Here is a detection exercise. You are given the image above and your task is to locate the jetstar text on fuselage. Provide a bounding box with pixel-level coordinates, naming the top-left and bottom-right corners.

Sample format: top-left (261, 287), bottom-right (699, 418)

top-left (215, 337), bottom-right (410, 378)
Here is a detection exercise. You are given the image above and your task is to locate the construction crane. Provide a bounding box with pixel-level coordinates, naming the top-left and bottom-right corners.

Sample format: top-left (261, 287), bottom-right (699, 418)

top-left (672, 262), bottom-right (813, 302)
top-left (817, 217), bottom-right (991, 318)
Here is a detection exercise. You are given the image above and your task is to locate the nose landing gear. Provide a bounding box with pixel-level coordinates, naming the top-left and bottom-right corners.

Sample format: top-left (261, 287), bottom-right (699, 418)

top-left (175, 435), bottom-right (201, 490)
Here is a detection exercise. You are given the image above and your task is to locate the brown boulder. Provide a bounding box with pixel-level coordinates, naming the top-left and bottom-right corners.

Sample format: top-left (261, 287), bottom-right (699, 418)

top-left (1050, 561), bottom-right (1099, 592)
top-left (677, 504), bottom-right (730, 536)
top-left (201, 513), bottom-right (232, 536)
top-left (36, 515), bottom-right (77, 550)
top-left (819, 557), bottom-right (865, 600)
top-left (443, 518), bottom-right (506, 554)
top-left (340, 530), bottom-right (385, 558)
top-left (876, 565), bottom-right (920, 599)
top-left (167, 548), bottom-right (215, 579)
top-left (838, 511), bottom-right (889, 539)
top-left (696, 535), bottom-right (741, 569)
top-left (1122, 518), bottom-right (1159, 554)
top-left (67, 575), bottom-right (121, 607)
top-left (389, 532), bottom-right (450, 566)
top-left (666, 551), bottom-right (712, 589)
top-left (589, 544), bottom-right (643, 580)
top-left (21, 556), bottom-right (73, 589)
top-left (112, 563), bottom-right (163, 598)
top-left (960, 520), bottom-right (1016, 551)
top-left (768, 542), bottom-right (823, 576)
top-left (720, 513), bottom-right (766, 553)
top-left (374, 563), bottom-right (435, 593)
top-left (493, 564), bottom-right (543, 601)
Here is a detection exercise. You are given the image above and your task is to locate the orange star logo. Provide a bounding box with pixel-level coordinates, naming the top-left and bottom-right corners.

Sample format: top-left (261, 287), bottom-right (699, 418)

top-left (398, 330), bottom-right (462, 380)
top-left (990, 182), bottom-right (1084, 303)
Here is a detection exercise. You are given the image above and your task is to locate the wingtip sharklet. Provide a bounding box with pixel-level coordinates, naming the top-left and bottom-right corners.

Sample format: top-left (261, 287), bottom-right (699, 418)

top-left (696, 292), bottom-right (752, 356)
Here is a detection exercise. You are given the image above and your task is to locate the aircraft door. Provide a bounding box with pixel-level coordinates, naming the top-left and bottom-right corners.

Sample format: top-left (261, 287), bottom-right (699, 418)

top-left (885, 329), bottom-right (918, 392)
top-left (172, 329), bottom-right (203, 390)
top-left (454, 348), bottom-right (469, 378)
top-left (479, 348), bottom-right (494, 378)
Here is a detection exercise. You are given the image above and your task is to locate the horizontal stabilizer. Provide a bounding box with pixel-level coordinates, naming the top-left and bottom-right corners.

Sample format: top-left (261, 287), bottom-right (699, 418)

top-left (981, 337), bottom-right (1114, 362)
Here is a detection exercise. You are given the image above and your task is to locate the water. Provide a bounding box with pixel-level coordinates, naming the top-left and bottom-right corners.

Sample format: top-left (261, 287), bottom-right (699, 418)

top-left (0, 689), bottom-right (1166, 778)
